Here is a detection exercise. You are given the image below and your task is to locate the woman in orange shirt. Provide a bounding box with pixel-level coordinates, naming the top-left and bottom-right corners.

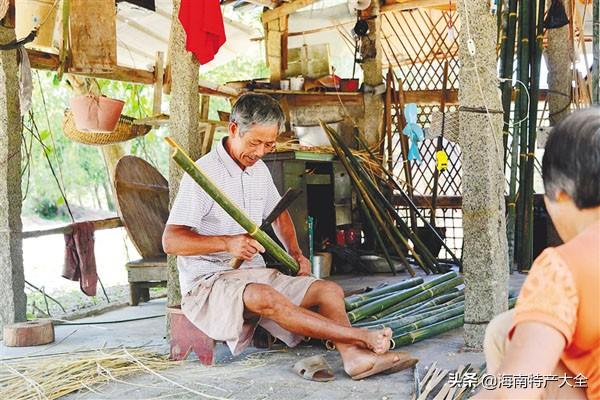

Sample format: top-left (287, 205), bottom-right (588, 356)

top-left (476, 107), bottom-right (600, 399)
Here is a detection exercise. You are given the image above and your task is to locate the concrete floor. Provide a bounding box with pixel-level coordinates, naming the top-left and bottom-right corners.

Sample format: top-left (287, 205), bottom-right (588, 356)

top-left (0, 271), bottom-right (528, 399)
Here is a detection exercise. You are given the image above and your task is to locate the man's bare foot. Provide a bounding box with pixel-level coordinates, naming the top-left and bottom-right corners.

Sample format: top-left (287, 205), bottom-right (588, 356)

top-left (341, 346), bottom-right (408, 378)
top-left (363, 327), bottom-right (392, 354)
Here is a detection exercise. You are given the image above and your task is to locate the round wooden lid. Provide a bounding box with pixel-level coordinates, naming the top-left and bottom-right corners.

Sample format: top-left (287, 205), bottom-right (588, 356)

top-left (114, 156), bottom-right (169, 258)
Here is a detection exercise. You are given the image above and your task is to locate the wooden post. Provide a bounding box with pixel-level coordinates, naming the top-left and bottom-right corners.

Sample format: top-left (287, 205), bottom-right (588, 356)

top-left (167, 0), bottom-right (201, 309)
top-left (360, 2), bottom-right (384, 146)
top-left (264, 15), bottom-right (288, 85)
top-left (457, 0), bottom-right (509, 349)
top-left (153, 51), bottom-right (164, 116)
top-left (0, 9), bottom-right (27, 330)
top-left (200, 95), bottom-right (210, 120)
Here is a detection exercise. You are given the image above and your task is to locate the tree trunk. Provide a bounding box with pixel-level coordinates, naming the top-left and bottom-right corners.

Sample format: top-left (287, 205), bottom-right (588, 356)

top-left (457, 0), bottom-right (510, 349)
top-left (101, 178), bottom-right (115, 211)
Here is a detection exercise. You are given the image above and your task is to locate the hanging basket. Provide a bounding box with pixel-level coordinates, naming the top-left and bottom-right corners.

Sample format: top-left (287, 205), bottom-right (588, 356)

top-left (63, 110), bottom-right (152, 146)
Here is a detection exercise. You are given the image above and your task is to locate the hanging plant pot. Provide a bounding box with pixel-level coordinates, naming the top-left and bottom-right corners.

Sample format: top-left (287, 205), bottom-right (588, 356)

top-left (69, 94), bottom-right (125, 133)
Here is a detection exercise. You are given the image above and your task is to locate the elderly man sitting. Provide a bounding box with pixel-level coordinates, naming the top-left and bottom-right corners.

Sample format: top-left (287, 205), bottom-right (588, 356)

top-left (163, 93), bottom-right (416, 380)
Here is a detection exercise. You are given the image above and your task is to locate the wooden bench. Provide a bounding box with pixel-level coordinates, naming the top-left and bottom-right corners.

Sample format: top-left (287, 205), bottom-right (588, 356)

top-left (127, 256), bottom-right (167, 306)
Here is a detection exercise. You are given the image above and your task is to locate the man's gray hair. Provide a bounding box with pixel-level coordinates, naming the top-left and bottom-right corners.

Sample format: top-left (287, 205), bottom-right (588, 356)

top-left (230, 93), bottom-right (285, 136)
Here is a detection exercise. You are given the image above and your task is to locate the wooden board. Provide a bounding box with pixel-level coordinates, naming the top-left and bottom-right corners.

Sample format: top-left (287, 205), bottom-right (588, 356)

top-left (69, 0), bottom-right (117, 73)
top-left (114, 156), bottom-right (169, 258)
top-left (3, 320), bottom-right (54, 347)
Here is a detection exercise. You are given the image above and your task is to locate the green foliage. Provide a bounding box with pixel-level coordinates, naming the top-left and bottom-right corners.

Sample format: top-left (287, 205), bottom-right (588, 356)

top-left (22, 52), bottom-right (274, 220)
top-left (34, 198), bottom-right (58, 219)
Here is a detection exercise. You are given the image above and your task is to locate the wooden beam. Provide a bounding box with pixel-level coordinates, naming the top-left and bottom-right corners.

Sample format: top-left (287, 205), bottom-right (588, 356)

top-left (22, 217), bottom-right (124, 239)
top-left (393, 195), bottom-right (462, 209)
top-left (262, 0), bottom-right (318, 24)
top-left (381, 0), bottom-right (449, 13)
top-left (28, 48), bottom-right (155, 84)
top-left (403, 89), bottom-right (459, 105)
top-left (27, 48), bottom-right (239, 97)
top-left (246, 0), bottom-right (279, 8)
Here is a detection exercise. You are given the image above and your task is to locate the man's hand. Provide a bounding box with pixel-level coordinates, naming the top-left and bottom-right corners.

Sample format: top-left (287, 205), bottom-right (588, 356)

top-left (292, 253), bottom-right (311, 276)
top-left (225, 234), bottom-right (265, 261)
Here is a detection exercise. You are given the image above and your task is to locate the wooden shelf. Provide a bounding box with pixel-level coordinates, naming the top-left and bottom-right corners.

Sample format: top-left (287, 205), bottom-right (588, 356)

top-left (253, 88), bottom-right (361, 96)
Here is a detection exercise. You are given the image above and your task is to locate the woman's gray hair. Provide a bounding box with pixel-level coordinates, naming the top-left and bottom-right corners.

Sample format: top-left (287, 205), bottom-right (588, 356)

top-left (542, 107), bottom-right (600, 209)
top-left (230, 93), bottom-right (285, 136)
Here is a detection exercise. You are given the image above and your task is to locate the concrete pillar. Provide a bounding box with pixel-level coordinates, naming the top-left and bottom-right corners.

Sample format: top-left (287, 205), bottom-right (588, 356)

top-left (545, 0), bottom-right (572, 125)
top-left (457, 0), bottom-right (509, 349)
top-left (360, 2), bottom-right (384, 146)
top-left (167, 0), bottom-right (201, 308)
top-left (0, 22), bottom-right (26, 329)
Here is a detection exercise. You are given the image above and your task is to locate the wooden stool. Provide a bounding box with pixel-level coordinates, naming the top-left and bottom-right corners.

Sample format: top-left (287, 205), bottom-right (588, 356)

top-left (127, 256), bottom-right (167, 306)
top-left (167, 306), bottom-right (215, 365)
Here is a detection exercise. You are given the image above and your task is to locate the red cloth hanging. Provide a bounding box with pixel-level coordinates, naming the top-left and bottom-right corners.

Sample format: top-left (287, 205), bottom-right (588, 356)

top-left (178, 0), bottom-right (226, 65)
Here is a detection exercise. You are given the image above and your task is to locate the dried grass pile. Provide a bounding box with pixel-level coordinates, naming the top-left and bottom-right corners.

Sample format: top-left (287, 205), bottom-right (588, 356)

top-left (275, 139), bottom-right (384, 176)
top-left (0, 348), bottom-right (177, 400)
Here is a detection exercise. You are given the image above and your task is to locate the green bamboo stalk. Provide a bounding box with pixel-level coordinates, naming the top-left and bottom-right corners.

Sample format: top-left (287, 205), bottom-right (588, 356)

top-left (324, 126), bottom-right (416, 275)
top-left (345, 145), bottom-right (441, 272)
top-left (515, 0), bottom-right (532, 270)
top-left (165, 137), bottom-right (299, 275)
top-left (357, 196), bottom-right (398, 275)
top-left (347, 272), bottom-right (458, 323)
top-left (522, 0), bottom-right (546, 270)
top-left (391, 315), bottom-right (464, 348)
top-left (402, 293), bottom-right (465, 317)
top-left (500, 0), bottom-right (519, 164)
top-left (322, 122), bottom-right (438, 273)
top-left (361, 301), bottom-right (465, 331)
top-left (383, 290), bottom-right (464, 320)
top-left (403, 300), bottom-right (465, 318)
top-left (327, 124), bottom-right (439, 270)
top-left (352, 131), bottom-right (461, 266)
top-left (345, 277), bottom-right (424, 308)
top-left (364, 304), bottom-right (464, 331)
top-left (346, 292), bottom-right (395, 312)
top-left (391, 305), bottom-right (465, 337)
top-left (370, 276), bottom-right (464, 320)
top-left (361, 286), bottom-right (463, 324)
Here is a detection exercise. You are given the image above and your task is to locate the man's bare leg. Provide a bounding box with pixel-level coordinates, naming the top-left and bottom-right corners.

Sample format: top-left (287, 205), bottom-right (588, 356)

top-left (243, 283), bottom-right (391, 354)
top-left (300, 280), bottom-right (414, 377)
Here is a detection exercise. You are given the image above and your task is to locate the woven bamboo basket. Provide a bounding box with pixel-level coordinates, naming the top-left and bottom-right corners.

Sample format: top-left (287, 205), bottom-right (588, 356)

top-left (63, 110), bottom-right (151, 145)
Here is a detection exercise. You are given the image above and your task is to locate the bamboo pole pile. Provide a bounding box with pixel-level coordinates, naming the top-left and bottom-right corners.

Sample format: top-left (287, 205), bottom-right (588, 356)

top-left (321, 122), bottom-right (445, 276)
top-left (499, 0), bottom-right (548, 271)
top-left (346, 273), bottom-right (518, 348)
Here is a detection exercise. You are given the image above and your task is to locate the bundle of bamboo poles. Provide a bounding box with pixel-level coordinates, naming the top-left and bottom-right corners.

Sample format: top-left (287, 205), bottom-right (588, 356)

top-left (321, 122), bottom-right (445, 276)
top-left (499, 0), bottom-right (547, 271)
top-left (346, 273), bottom-right (518, 348)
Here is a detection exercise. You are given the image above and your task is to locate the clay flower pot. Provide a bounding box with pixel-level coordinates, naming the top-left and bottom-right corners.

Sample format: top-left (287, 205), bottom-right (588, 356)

top-left (69, 94), bottom-right (125, 133)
